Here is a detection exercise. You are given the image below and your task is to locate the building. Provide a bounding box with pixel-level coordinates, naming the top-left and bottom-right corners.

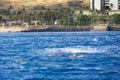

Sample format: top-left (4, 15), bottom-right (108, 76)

top-left (90, 0), bottom-right (120, 11)
top-left (105, 0), bottom-right (120, 10)
top-left (90, 0), bottom-right (104, 11)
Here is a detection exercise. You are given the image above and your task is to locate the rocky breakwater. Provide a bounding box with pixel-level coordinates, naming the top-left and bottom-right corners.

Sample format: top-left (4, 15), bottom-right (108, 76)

top-left (107, 25), bottom-right (120, 31)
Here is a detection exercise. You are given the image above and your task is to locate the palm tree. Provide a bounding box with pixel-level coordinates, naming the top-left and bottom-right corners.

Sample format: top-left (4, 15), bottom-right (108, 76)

top-left (21, 6), bottom-right (26, 22)
top-left (7, 5), bottom-right (14, 21)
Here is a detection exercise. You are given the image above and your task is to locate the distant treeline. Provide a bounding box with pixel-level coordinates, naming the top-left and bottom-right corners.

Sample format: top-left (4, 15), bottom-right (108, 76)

top-left (0, 1), bottom-right (120, 26)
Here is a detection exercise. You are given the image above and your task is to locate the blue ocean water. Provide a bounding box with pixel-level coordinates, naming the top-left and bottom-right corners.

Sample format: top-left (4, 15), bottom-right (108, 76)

top-left (0, 32), bottom-right (120, 80)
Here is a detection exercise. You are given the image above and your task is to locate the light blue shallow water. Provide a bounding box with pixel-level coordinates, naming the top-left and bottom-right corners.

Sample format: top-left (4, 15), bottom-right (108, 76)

top-left (0, 32), bottom-right (120, 80)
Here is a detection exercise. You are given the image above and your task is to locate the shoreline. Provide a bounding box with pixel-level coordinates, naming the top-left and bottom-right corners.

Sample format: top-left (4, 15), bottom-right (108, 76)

top-left (0, 26), bottom-right (27, 32)
top-left (0, 25), bottom-right (120, 32)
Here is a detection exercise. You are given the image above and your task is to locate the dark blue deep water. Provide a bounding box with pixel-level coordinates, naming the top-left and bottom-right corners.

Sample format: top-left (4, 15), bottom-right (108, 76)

top-left (0, 32), bottom-right (120, 80)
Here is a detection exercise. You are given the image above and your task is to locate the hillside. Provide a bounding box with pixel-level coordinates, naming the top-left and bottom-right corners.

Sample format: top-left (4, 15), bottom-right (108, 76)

top-left (0, 0), bottom-right (72, 8)
top-left (0, 0), bottom-right (90, 9)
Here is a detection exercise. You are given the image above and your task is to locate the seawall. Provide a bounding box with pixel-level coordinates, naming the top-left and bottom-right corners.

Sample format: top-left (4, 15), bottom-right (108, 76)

top-left (22, 25), bottom-right (92, 32)
top-left (0, 25), bottom-right (120, 32)
top-left (91, 24), bottom-right (108, 31)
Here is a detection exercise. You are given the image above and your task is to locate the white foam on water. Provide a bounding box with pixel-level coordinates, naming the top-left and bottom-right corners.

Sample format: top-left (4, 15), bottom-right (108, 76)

top-left (93, 38), bottom-right (98, 42)
top-left (45, 46), bottom-right (106, 54)
top-left (20, 66), bottom-right (25, 69)
top-left (79, 67), bottom-right (101, 70)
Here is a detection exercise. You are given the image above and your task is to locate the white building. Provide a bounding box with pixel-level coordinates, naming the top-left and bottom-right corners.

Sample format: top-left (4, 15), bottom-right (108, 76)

top-left (90, 0), bottom-right (120, 11)
top-left (90, 0), bottom-right (104, 11)
top-left (108, 0), bottom-right (119, 10)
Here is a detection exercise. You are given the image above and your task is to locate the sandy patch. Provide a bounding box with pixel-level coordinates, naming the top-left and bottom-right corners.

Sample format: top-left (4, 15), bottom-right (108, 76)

top-left (0, 26), bottom-right (27, 32)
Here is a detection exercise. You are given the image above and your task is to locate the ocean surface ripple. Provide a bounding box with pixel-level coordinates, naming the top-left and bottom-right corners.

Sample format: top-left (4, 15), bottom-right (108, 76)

top-left (0, 32), bottom-right (120, 80)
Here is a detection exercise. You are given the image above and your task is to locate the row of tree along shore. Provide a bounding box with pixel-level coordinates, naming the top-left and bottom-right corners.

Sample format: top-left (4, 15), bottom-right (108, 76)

top-left (0, 1), bottom-right (120, 31)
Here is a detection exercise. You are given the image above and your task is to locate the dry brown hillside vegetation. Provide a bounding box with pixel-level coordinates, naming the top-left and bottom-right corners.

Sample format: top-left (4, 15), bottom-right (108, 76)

top-left (0, 0), bottom-right (76, 8)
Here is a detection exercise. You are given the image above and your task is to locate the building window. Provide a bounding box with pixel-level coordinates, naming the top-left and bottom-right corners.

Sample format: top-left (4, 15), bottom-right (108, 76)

top-left (119, 6), bottom-right (120, 9)
top-left (105, 0), bottom-right (109, 2)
